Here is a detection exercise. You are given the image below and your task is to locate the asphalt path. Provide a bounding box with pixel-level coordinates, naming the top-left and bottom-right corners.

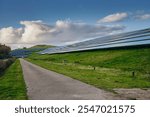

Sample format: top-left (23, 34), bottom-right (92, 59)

top-left (20, 59), bottom-right (123, 100)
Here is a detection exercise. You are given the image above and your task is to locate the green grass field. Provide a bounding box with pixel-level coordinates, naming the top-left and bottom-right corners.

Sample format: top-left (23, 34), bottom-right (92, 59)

top-left (27, 47), bottom-right (150, 91)
top-left (0, 59), bottom-right (27, 100)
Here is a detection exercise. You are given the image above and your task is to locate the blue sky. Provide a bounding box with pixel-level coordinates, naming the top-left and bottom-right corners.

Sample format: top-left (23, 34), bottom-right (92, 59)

top-left (0, 0), bottom-right (150, 28)
top-left (0, 0), bottom-right (150, 48)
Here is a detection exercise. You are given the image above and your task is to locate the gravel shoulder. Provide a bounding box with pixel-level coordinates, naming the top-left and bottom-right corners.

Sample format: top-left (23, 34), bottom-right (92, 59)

top-left (113, 88), bottom-right (150, 100)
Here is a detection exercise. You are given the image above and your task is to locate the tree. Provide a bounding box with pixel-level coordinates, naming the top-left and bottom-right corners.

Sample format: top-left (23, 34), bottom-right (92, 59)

top-left (0, 43), bottom-right (11, 59)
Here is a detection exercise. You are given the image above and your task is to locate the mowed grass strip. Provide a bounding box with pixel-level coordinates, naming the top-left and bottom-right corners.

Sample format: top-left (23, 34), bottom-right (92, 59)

top-left (27, 47), bottom-right (150, 91)
top-left (0, 59), bottom-right (27, 100)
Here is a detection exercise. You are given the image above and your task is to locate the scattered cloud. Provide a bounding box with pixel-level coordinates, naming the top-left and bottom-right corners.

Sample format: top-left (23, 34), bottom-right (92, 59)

top-left (135, 14), bottom-right (150, 20)
top-left (0, 20), bottom-right (125, 49)
top-left (98, 12), bottom-right (128, 23)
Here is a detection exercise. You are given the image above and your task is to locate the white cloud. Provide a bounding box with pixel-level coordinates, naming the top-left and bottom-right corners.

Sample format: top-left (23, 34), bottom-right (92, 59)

top-left (0, 20), bottom-right (125, 49)
top-left (0, 27), bottom-right (23, 43)
top-left (135, 14), bottom-right (150, 20)
top-left (98, 12), bottom-right (128, 23)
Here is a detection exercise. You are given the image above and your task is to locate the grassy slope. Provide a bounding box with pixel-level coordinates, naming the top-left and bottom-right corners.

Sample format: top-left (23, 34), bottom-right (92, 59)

top-left (0, 59), bottom-right (27, 100)
top-left (27, 47), bottom-right (150, 90)
top-left (28, 45), bottom-right (53, 49)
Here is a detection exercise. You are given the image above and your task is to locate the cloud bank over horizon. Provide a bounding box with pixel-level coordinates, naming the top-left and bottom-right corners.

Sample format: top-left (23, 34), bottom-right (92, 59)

top-left (0, 20), bottom-right (125, 49)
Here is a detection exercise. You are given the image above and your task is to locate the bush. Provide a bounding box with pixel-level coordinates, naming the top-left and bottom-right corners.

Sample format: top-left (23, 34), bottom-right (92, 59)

top-left (0, 61), bottom-right (5, 72)
top-left (0, 58), bottom-right (16, 73)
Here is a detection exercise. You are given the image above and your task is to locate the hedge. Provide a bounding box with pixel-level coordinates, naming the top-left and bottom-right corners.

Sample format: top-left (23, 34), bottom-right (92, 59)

top-left (0, 58), bottom-right (16, 73)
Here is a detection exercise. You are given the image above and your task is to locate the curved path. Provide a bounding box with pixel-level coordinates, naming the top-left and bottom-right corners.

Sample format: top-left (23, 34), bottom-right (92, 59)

top-left (20, 59), bottom-right (123, 100)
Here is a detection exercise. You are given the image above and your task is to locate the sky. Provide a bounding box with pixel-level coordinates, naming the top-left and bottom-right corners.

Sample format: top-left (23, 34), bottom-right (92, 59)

top-left (0, 0), bottom-right (150, 49)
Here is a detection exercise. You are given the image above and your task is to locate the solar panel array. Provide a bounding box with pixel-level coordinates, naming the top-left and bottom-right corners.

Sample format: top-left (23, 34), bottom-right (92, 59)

top-left (39, 28), bottom-right (150, 54)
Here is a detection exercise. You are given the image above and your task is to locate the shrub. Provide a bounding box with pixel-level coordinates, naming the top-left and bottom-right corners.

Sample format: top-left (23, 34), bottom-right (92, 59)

top-left (0, 58), bottom-right (16, 73)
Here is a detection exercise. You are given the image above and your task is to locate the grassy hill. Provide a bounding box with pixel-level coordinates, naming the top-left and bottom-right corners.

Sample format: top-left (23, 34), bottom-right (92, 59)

top-left (10, 45), bottom-right (53, 58)
top-left (27, 47), bottom-right (150, 90)
top-left (28, 45), bottom-right (53, 49)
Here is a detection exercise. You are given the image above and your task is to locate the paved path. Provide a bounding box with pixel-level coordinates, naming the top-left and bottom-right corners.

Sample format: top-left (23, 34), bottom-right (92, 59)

top-left (20, 59), bottom-right (123, 100)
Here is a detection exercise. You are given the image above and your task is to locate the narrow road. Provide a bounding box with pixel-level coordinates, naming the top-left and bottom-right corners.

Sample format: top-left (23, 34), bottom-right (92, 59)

top-left (20, 59), bottom-right (123, 100)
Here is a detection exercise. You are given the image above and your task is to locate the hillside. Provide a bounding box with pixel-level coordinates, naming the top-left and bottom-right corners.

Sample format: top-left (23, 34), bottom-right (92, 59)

top-left (27, 47), bottom-right (150, 90)
top-left (28, 45), bottom-right (54, 49)
top-left (10, 45), bottom-right (53, 58)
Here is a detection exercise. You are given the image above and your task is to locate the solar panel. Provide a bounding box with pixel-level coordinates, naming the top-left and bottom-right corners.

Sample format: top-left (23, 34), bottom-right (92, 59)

top-left (39, 28), bottom-right (150, 54)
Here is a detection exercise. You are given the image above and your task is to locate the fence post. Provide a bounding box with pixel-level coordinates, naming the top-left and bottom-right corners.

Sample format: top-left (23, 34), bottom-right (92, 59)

top-left (132, 71), bottom-right (135, 78)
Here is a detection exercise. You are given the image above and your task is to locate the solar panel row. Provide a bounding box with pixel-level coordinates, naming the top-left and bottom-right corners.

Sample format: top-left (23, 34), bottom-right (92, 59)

top-left (39, 28), bottom-right (150, 54)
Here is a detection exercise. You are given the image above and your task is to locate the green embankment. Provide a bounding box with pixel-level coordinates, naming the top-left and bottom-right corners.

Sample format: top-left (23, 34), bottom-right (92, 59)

top-left (0, 59), bottom-right (27, 100)
top-left (27, 47), bottom-right (150, 90)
